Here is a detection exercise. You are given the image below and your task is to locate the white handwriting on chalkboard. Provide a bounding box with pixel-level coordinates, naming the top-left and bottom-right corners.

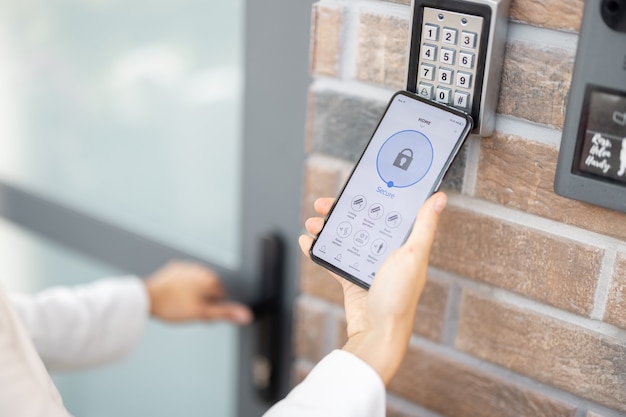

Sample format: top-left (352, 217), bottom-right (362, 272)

top-left (585, 133), bottom-right (612, 174)
top-left (618, 138), bottom-right (626, 177)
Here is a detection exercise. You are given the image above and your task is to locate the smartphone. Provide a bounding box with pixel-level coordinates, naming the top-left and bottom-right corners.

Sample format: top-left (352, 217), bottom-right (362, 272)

top-left (309, 90), bottom-right (472, 289)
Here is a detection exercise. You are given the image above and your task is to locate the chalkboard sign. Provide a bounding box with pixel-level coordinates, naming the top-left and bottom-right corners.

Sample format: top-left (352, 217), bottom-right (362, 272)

top-left (574, 87), bottom-right (626, 185)
top-left (553, 0), bottom-right (626, 213)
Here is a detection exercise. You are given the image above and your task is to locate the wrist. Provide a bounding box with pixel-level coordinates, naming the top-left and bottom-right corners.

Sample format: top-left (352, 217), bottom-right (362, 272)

top-left (143, 279), bottom-right (159, 317)
top-left (342, 327), bottom-right (409, 385)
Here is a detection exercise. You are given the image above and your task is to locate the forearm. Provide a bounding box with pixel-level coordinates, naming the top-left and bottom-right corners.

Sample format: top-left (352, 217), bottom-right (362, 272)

top-left (10, 277), bottom-right (149, 372)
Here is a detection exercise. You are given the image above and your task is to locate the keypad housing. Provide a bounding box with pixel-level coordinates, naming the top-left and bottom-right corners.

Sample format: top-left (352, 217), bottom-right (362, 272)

top-left (415, 7), bottom-right (484, 114)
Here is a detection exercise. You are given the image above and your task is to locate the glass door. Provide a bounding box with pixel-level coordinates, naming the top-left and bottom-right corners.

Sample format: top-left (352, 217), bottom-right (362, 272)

top-left (0, 0), bottom-right (244, 267)
top-left (0, 1), bottom-right (312, 416)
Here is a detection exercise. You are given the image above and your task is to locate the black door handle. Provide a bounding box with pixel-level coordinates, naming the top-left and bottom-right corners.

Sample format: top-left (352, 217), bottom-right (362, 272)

top-left (251, 232), bottom-right (286, 403)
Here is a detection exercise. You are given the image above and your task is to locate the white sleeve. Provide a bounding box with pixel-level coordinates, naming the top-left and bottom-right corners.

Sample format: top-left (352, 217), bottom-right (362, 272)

top-left (264, 350), bottom-right (386, 417)
top-left (9, 277), bottom-right (149, 372)
top-left (0, 286), bottom-right (73, 417)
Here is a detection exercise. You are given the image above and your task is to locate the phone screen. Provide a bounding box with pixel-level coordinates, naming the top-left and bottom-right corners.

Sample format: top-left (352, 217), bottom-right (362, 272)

top-left (310, 91), bottom-right (472, 288)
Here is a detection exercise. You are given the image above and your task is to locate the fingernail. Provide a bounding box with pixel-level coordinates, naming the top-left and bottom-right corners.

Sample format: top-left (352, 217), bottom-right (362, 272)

top-left (434, 193), bottom-right (448, 214)
top-left (235, 309), bottom-right (253, 325)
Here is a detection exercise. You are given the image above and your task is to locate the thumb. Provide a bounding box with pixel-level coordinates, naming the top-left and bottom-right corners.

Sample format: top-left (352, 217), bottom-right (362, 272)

top-left (404, 192), bottom-right (447, 254)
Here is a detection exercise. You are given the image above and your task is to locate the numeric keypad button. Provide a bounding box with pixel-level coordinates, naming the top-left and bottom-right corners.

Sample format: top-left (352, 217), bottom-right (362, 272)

top-left (440, 48), bottom-right (455, 65)
top-left (423, 24), bottom-right (439, 41)
top-left (454, 91), bottom-right (470, 109)
top-left (438, 68), bottom-right (453, 85)
top-left (461, 31), bottom-right (477, 49)
top-left (420, 63), bottom-right (435, 81)
top-left (459, 51), bottom-right (475, 69)
top-left (456, 71), bottom-right (472, 89)
top-left (436, 87), bottom-right (451, 104)
top-left (442, 27), bottom-right (457, 45)
top-left (422, 44), bottom-right (437, 61)
top-left (417, 83), bottom-right (433, 99)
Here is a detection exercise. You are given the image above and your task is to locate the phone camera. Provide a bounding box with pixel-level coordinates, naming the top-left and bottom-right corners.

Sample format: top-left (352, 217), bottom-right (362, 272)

top-left (601, 0), bottom-right (626, 33)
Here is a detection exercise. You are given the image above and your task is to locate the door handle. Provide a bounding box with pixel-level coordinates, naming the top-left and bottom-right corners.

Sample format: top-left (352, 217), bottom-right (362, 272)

top-left (251, 232), bottom-right (286, 403)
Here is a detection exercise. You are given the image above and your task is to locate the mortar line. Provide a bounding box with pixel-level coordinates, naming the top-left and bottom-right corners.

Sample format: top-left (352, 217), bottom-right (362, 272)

top-left (447, 193), bottom-right (626, 249)
top-left (427, 266), bottom-right (626, 340)
top-left (494, 114), bottom-right (564, 148)
top-left (441, 281), bottom-right (462, 347)
top-left (461, 133), bottom-right (481, 196)
top-left (340, 2), bottom-right (361, 82)
top-left (386, 393), bottom-right (447, 417)
top-left (311, 76), bottom-right (396, 101)
top-left (590, 249), bottom-right (617, 321)
top-left (408, 336), bottom-right (623, 415)
top-left (507, 21), bottom-right (579, 51)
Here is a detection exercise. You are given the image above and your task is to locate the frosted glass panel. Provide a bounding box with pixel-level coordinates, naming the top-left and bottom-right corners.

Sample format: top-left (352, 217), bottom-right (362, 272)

top-left (0, 0), bottom-right (244, 268)
top-left (0, 217), bottom-right (238, 417)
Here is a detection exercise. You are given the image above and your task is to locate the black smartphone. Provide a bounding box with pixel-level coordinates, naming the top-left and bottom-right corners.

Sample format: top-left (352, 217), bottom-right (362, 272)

top-left (309, 90), bottom-right (473, 289)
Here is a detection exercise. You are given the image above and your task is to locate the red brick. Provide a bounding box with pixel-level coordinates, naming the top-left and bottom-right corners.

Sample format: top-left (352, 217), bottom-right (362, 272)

top-left (390, 343), bottom-right (577, 417)
top-left (302, 155), bottom-right (343, 220)
top-left (355, 12), bottom-right (409, 89)
top-left (475, 133), bottom-right (626, 241)
top-left (310, 4), bottom-right (342, 77)
top-left (306, 86), bottom-right (387, 162)
top-left (605, 252), bottom-right (626, 330)
top-left (378, 0), bottom-right (584, 32)
top-left (412, 276), bottom-right (449, 342)
top-left (456, 291), bottom-right (626, 413)
top-left (294, 297), bottom-right (327, 362)
top-left (498, 41), bottom-right (574, 128)
top-left (510, 0), bottom-right (583, 32)
top-left (299, 253), bottom-right (345, 306)
top-left (430, 205), bottom-right (603, 316)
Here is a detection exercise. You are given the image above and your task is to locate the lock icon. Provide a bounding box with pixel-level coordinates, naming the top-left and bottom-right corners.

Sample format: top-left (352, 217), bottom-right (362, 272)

top-left (393, 148), bottom-right (414, 171)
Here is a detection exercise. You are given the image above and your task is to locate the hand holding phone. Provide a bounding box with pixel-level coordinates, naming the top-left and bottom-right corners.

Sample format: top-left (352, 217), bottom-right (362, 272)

top-left (310, 91), bottom-right (472, 289)
top-left (300, 191), bottom-right (447, 384)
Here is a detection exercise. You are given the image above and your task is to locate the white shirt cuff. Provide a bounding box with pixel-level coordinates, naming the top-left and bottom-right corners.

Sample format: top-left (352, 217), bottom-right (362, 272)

top-left (265, 349), bottom-right (385, 417)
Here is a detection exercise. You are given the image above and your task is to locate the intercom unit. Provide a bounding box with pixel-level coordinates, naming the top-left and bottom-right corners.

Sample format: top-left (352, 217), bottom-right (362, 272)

top-left (554, 0), bottom-right (626, 213)
top-left (406, 0), bottom-right (510, 136)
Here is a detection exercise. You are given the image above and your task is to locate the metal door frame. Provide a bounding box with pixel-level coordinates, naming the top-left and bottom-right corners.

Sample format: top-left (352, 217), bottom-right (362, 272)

top-left (0, 0), bottom-right (313, 415)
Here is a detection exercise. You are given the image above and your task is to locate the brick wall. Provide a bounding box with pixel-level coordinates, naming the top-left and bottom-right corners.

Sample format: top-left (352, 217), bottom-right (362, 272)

top-left (297, 0), bottom-right (626, 416)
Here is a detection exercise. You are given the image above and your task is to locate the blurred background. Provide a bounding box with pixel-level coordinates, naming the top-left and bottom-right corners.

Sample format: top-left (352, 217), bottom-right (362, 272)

top-left (0, 1), bottom-right (311, 416)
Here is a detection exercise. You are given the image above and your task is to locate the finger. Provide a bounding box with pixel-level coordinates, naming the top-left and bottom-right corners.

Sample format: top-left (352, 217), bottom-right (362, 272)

top-left (304, 217), bottom-right (325, 235)
top-left (404, 192), bottom-right (447, 254)
top-left (313, 198), bottom-right (335, 216)
top-left (298, 234), bottom-right (314, 257)
top-left (201, 302), bottom-right (253, 325)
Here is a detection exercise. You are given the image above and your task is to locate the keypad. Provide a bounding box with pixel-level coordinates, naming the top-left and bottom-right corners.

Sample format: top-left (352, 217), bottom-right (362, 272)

top-left (417, 8), bottom-right (484, 112)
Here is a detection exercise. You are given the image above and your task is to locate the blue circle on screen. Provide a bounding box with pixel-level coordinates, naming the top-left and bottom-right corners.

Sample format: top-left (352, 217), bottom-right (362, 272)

top-left (376, 130), bottom-right (433, 188)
